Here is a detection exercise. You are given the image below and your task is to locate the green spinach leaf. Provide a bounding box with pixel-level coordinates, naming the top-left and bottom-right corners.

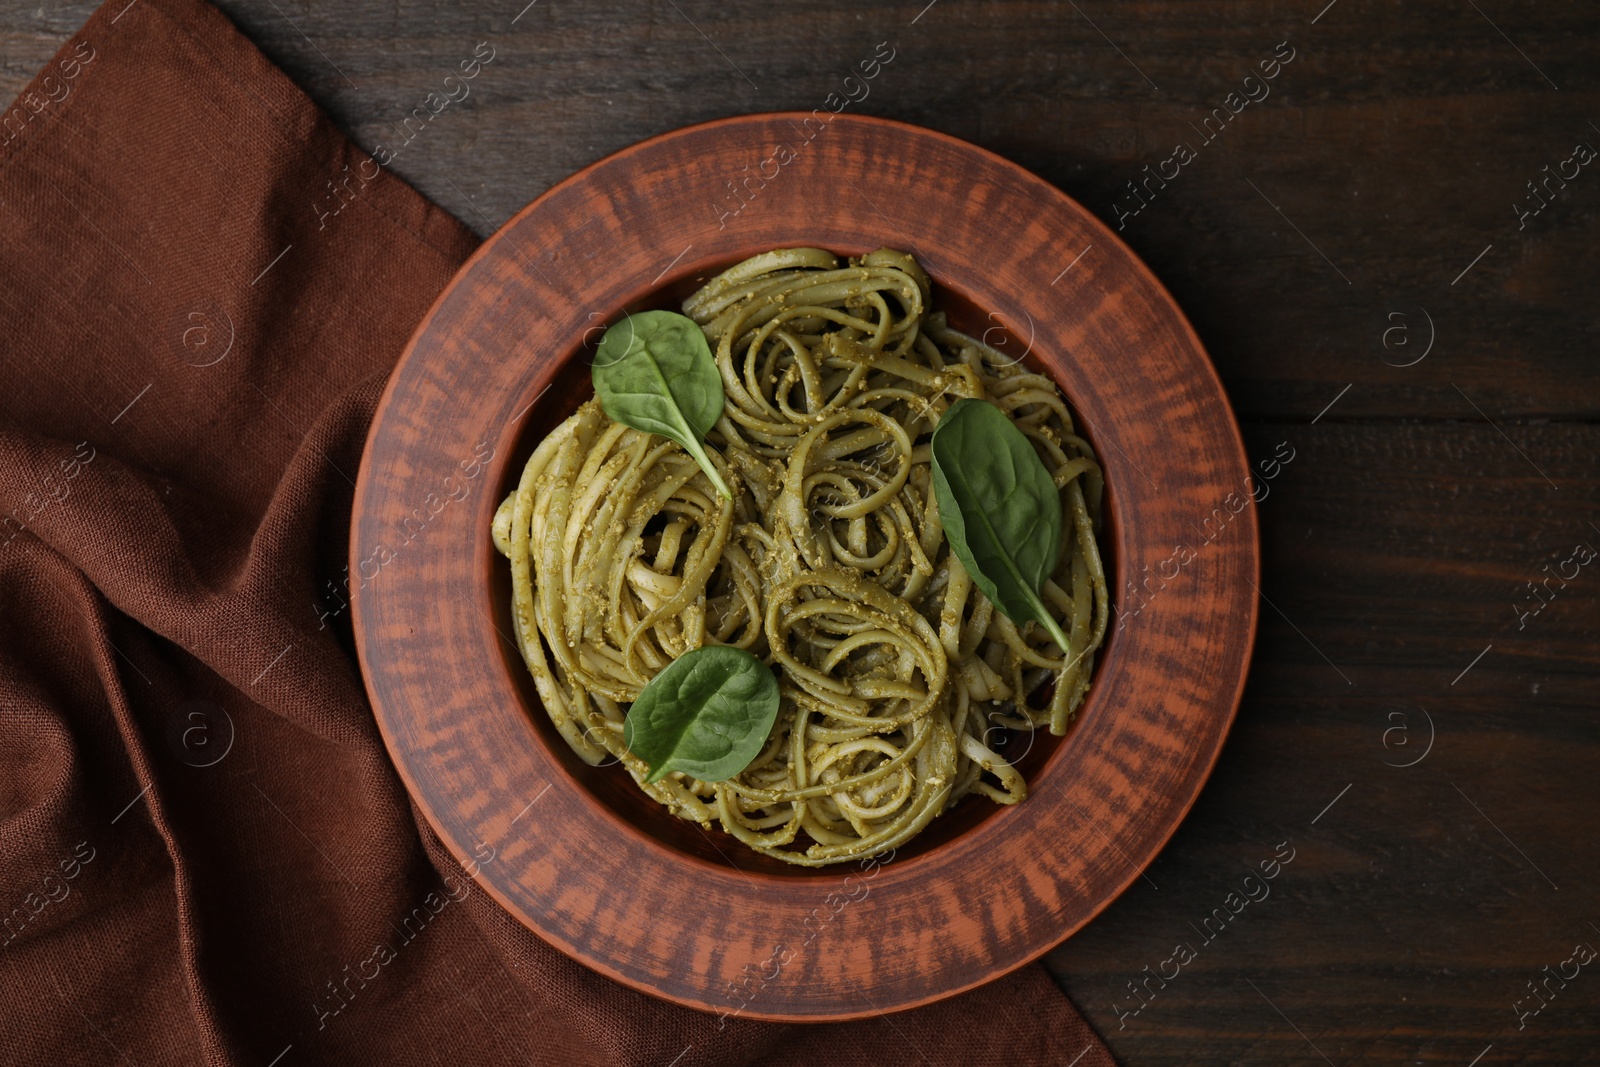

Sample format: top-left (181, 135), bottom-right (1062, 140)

top-left (592, 310), bottom-right (732, 499)
top-left (930, 397), bottom-right (1071, 653)
top-left (623, 645), bottom-right (780, 784)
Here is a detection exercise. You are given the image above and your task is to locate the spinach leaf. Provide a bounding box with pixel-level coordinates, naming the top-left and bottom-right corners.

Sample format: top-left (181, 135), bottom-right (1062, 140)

top-left (623, 645), bottom-right (780, 784)
top-left (930, 397), bottom-right (1071, 653)
top-left (592, 309), bottom-right (732, 499)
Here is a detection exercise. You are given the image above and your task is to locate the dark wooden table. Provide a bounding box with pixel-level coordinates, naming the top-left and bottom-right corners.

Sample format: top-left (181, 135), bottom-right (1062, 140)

top-left (6, 1), bottom-right (1596, 1062)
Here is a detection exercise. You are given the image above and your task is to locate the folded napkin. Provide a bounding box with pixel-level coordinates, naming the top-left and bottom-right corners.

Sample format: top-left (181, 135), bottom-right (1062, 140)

top-left (0, 1), bottom-right (1116, 1063)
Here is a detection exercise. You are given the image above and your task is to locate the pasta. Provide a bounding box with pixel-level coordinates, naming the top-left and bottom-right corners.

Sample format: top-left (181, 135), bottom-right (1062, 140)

top-left (492, 248), bottom-right (1108, 865)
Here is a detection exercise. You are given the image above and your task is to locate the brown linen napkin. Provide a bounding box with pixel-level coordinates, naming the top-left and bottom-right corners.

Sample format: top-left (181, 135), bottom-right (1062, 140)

top-left (0, 1), bottom-right (1118, 1063)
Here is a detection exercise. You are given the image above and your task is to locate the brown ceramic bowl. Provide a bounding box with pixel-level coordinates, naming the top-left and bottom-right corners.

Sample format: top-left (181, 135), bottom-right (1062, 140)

top-left (351, 113), bottom-right (1258, 1021)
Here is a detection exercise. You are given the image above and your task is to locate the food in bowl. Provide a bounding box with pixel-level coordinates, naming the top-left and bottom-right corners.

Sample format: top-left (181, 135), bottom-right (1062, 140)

top-left (493, 247), bottom-right (1108, 865)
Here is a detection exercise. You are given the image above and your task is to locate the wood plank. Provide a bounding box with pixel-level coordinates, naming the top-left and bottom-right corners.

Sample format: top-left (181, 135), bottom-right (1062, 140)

top-left (5, 0), bottom-right (1596, 420)
top-left (1047, 421), bottom-right (1600, 1065)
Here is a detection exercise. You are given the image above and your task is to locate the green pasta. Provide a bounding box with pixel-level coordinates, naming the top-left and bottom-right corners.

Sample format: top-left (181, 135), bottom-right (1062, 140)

top-left (492, 247), bottom-right (1109, 865)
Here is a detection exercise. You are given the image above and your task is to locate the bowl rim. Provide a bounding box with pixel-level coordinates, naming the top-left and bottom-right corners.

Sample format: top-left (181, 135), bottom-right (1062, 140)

top-left (352, 110), bottom-right (1259, 1021)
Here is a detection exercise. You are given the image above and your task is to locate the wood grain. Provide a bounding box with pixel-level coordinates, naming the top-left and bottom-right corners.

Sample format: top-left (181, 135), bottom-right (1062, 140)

top-left (349, 113), bottom-right (1258, 1020)
top-left (1047, 422), bottom-right (1600, 1065)
top-left (5, 0), bottom-right (1594, 1057)
top-left (6, 0), bottom-right (1595, 423)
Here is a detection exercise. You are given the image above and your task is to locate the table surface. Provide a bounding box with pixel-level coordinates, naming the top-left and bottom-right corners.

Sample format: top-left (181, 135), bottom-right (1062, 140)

top-left (5, 1), bottom-right (1596, 1063)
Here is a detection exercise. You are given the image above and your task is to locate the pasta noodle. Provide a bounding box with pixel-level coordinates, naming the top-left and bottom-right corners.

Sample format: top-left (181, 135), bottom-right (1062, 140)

top-left (492, 248), bottom-right (1108, 865)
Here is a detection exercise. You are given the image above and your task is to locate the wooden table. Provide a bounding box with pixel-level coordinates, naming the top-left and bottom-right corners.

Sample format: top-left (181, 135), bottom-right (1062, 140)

top-left (5, 1), bottom-right (1596, 1062)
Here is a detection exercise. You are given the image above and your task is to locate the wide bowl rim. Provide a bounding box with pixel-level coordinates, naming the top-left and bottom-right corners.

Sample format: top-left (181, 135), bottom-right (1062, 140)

top-left (351, 110), bottom-right (1259, 1021)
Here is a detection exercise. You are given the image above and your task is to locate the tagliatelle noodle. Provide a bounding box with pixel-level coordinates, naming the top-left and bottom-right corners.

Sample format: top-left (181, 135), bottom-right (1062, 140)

top-left (492, 248), bottom-right (1108, 865)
